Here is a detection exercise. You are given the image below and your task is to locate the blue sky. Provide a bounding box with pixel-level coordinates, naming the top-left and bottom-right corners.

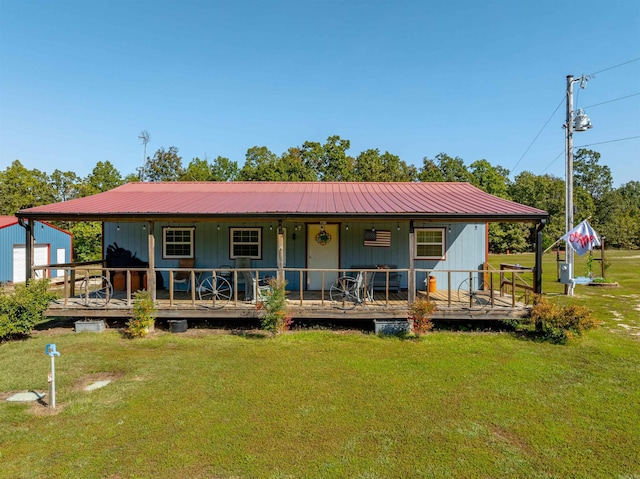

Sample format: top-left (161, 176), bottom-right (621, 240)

top-left (1, 0), bottom-right (638, 186)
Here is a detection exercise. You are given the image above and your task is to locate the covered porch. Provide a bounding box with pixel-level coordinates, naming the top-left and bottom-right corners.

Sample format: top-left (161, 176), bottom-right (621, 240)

top-left (39, 263), bottom-right (535, 322)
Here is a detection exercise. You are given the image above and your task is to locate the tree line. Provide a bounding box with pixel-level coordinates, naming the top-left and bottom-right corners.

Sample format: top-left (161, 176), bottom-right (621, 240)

top-left (1, 135), bottom-right (638, 260)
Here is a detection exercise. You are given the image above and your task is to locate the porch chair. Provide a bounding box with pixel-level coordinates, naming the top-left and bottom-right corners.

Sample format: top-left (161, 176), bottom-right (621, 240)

top-left (357, 270), bottom-right (376, 303)
top-left (173, 258), bottom-right (195, 292)
top-left (235, 257), bottom-right (270, 302)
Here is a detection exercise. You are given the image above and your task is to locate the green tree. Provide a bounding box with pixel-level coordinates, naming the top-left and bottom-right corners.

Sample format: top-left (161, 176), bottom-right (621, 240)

top-left (595, 185), bottom-right (640, 249)
top-left (417, 153), bottom-right (472, 183)
top-left (353, 149), bottom-right (416, 182)
top-left (573, 149), bottom-right (613, 202)
top-left (417, 158), bottom-right (445, 182)
top-left (81, 161), bottom-right (123, 196)
top-left (70, 222), bottom-right (103, 261)
top-left (124, 172), bottom-right (141, 183)
top-left (510, 171), bottom-right (565, 248)
top-left (180, 157), bottom-right (214, 181)
top-left (618, 180), bottom-right (640, 207)
top-left (0, 160), bottom-right (55, 215)
top-left (49, 169), bottom-right (81, 202)
top-left (435, 153), bottom-right (472, 183)
top-left (210, 156), bottom-right (240, 181)
top-left (468, 159), bottom-right (518, 252)
top-left (140, 146), bottom-right (183, 182)
top-left (469, 159), bottom-right (511, 198)
top-left (301, 135), bottom-right (354, 181)
top-left (488, 222), bottom-right (530, 253)
top-left (276, 148), bottom-right (318, 181)
top-left (238, 146), bottom-right (280, 181)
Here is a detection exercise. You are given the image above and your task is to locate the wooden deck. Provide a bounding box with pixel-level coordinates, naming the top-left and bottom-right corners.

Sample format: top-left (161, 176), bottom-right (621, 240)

top-left (45, 288), bottom-right (530, 321)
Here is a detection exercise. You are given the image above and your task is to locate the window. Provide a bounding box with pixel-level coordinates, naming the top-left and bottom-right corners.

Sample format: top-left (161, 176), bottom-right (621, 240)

top-left (230, 228), bottom-right (262, 259)
top-left (415, 228), bottom-right (445, 259)
top-left (163, 227), bottom-right (194, 259)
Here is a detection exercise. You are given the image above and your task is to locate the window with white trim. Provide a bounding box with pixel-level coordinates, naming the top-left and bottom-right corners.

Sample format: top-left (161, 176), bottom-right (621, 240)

top-left (163, 227), bottom-right (195, 259)
top-left (230, 228), bottom-right (262, 259)
top-left (415, 228), bottom-right (445, 259)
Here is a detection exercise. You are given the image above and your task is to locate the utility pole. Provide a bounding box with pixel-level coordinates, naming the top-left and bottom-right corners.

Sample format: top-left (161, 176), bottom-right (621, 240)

top-left (564, 74), bottom-right (592, 295)
top-left (565, 75), bottom-right (575, 295)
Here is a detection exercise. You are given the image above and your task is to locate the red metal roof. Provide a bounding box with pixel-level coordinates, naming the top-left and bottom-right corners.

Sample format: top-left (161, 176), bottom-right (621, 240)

top-left (0, 216), bottom-right (18, 228)
top-left (17, 182), bottom-right (547, 221)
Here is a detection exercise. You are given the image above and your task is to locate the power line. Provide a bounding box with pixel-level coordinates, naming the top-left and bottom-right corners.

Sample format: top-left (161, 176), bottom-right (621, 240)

top-left (538, 135), bottom-right (640, 175)
top-left (588, 57), bottom-right (640, 76)
top-left (511, 96), bottom-right (565, 175)
top-left (575, 135), bottom-right (640, 148)
top-left (583, 92), bottom-right (640, 109)
top-left (539, 150), bottom-right (565, 175)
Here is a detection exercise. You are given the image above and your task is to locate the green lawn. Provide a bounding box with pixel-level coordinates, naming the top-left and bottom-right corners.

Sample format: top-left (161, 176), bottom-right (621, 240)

top-left (0, 251), bottom-right (639, 478)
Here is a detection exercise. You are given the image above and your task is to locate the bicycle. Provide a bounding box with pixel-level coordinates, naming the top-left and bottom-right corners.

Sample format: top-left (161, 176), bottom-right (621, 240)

top-left (330, 270), bottom-right (376, 310)
top-left (79, 275), bottom-right (113, 308)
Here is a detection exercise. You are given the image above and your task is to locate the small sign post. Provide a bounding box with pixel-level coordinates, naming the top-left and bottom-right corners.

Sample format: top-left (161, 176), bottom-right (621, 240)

top-left (45, 344), bottom-right (60, 408)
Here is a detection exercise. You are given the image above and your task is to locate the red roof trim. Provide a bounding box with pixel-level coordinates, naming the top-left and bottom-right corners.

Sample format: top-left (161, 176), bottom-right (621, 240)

top-left (0, 215), bottom-right (72, 236)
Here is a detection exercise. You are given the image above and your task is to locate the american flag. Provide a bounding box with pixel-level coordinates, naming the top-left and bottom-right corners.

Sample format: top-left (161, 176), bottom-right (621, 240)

top-left (364, 230), bottom-right (391, 247)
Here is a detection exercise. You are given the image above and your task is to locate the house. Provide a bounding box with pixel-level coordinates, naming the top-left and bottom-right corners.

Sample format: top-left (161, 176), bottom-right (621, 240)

top-left (16, 182), bottom-right (548, 321)
top-left (0, 216), bottom-right (72, 284)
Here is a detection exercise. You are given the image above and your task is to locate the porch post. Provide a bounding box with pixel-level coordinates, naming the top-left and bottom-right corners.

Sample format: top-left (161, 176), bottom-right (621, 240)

top-left (534, 218), bottom-right (547, 295)
top-left (408, 220), bottom-right (415, 304)
top-left (147, 221), bottom-right (156, 301)
top-left (18, 218), bottom-right (34, 282)
top-left (277, 221), bottom-right (284, 282)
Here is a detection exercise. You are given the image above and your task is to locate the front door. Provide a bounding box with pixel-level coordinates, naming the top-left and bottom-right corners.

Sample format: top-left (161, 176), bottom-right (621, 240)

top-left (307, 224), bottom-right (339, 290)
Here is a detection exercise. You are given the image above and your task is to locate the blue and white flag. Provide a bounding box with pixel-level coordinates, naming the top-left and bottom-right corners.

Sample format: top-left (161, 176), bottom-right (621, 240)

top-left (561, 220), bottom-right (601, 256)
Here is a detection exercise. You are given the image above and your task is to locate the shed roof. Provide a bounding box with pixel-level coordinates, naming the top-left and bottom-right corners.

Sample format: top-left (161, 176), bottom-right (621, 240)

top-left (17, 182), bottom-right (547, 222)
top-left (0, 216), bottom-right (18, 229)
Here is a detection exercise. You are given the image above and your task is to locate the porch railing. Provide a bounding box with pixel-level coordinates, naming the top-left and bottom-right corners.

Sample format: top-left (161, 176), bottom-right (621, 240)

top-left (33, 263), bottom-right (535, 311)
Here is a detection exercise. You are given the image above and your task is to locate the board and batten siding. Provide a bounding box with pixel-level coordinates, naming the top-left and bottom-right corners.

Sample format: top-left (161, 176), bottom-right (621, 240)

top-left (103, 220), bottom-right (486, 292)
top-left (105, 221), bottom-right (306, 290)
top-left (412, 222), bottom-right (487, 292)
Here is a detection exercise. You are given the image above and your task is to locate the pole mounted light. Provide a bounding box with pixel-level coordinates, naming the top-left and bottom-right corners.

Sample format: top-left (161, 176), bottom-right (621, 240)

top-left (565, 74), bottom-right (592, 295)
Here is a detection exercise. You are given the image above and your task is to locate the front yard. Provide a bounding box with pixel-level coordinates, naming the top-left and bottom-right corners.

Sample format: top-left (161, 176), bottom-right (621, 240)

top-left (0, 251), bottom-right (638, 478)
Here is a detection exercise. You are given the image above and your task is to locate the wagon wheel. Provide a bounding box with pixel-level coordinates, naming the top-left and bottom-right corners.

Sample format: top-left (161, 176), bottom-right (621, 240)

top-left (330, 276), bottom-right (359, 310)
top-left (198, 276), bottom-right (232, 309)
top-left (80, 275), bottom-right (113, 308)
top-left (456, 277), bottom-right (488, 308)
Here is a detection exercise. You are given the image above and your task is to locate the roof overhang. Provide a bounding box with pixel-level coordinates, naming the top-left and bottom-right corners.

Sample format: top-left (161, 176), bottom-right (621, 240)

top-left (16, 211), bottom-right (547, 223)
top-left (16, 181), bottom-right (549, 224)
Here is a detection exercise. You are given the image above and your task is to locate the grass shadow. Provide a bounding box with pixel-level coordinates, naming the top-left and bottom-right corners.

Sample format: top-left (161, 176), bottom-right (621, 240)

top-left (432, 320), bottom-right (519, 333)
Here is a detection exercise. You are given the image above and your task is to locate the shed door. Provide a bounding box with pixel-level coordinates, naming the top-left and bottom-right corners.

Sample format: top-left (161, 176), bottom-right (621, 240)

top-left (12, 245), bottom-right (49, 283)
top-left (56, 248), bottom-right (66, 278)
top-left (307, 224), bottom-right (339, 290)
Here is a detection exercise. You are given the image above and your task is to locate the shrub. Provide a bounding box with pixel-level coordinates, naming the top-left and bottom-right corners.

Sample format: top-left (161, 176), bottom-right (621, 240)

top-left (0, 280), bottom-right (57, 341)
top-left (258, 277), bottom-right (292, 335)
top-left (126, 290), bottom-right (157, 338)
top-left (529, 295), bottom-right (598, 343)
top-left (408, 298), bottom-right (436, 338)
